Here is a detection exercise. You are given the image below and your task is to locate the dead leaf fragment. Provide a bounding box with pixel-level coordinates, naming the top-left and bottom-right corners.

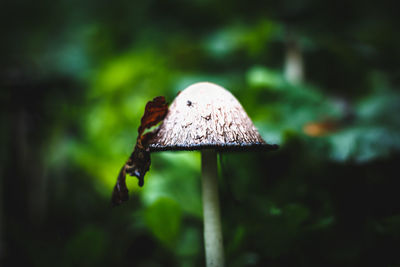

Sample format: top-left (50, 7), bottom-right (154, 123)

top-left (303, 120), bottom-right (338, 137)
top-left (112, 96), bottom-right (168, 206)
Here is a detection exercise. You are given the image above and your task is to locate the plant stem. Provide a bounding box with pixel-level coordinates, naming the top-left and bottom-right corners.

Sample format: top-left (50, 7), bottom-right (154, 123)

top-left (285, 32), bottom-right (304, 85)
top-left (201, 149), bottom-right (224, 267)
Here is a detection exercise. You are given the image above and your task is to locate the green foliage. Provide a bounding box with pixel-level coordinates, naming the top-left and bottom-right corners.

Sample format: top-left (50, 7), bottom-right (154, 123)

top-left (246, 66), bottom-right (284, 89)
top-left (142, 152), bottom-right (202, 217)
top-left (206, 20), bottom-right (280, 58)
top-left (64, 225), bottom-right (108, 266)
top-left (144, 197), bottom-right (182, 248)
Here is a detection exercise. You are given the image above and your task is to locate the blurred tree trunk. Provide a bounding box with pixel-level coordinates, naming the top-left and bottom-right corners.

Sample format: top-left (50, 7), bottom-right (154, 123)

top-left (16, 106), bottom-right (48, 227)
top-left (0, 164), bottom-right (3, 262)
top-left (4, 73), bottom-right (50, 232)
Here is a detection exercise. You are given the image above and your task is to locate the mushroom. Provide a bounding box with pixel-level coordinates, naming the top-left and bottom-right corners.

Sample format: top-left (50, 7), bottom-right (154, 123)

top-left (148, 82), bottom-right (278, 267)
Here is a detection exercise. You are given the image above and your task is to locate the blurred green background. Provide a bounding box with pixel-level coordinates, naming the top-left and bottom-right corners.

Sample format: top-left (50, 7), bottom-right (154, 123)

top-left (1, 0), bottom-right (400, 266)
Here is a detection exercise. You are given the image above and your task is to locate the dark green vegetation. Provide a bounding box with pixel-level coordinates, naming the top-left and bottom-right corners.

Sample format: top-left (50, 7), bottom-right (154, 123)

top-left (1, 0), bottom-right (400, 266)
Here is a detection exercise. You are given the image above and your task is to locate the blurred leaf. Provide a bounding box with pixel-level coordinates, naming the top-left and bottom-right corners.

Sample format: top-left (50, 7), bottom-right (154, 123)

top-left (328, 126), bottom-right (400, 162)
top-left (382, 215), bottom-right (400, 237)
top-left (175, 227), bottom-right (201, 258)
top-left (205, 20), bottom-right (279, 57)
top-left (141, 152), bottom-right (202, 217)
top-left (357, 90), bottom-right (400, 126)
top-left (91, 49), bottom-right (171, 97)
top-left (64, 225), bottom-right (108, 266)
top-left (284, 203), bottom-right (310, 228)
top-left (311, 216), bottom-right (335, 230)
top-left (144, 197), bottom-right (182, 248)
top-left (246, 66), bottom-right (284, 89)
top-left (226, 226), bottom-right (246, 254)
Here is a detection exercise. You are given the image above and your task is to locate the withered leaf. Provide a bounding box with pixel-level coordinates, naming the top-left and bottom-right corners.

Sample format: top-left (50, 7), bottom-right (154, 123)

top-left (112, 96), bottom-right (168, 206)
top-left (111, 165), bottom-right (129, 206)
top-left (303, 119), bottom-right (338, 137)
top-left (138, 96), bottom-right (169, 138)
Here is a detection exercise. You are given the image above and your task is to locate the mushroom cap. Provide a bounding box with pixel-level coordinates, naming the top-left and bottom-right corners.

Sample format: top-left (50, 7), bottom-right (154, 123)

top-left (148, 82), bottom-right (278, 152)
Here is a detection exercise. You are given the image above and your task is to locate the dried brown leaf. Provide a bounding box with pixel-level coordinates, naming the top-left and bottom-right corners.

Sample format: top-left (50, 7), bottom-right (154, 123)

top-left (112, 96), bottom-right (168, 206)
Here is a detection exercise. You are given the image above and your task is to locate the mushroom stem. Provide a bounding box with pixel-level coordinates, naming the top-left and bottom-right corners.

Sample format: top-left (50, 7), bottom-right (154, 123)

top-left (201, 149), bottom-right (224, 267)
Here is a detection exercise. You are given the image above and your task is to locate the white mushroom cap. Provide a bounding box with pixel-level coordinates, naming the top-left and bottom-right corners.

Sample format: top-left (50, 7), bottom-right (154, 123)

top-left (149, 82), bottom-right (278, 152)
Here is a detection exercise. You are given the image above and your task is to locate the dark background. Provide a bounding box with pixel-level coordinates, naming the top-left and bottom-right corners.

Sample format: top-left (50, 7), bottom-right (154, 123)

top-left (1, 0), bottom-right (400, 266)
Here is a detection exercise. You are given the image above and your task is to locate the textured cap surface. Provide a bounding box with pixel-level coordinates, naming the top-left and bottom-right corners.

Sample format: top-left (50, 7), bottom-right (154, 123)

top-left (148, 82), bottom-right (278, 152)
